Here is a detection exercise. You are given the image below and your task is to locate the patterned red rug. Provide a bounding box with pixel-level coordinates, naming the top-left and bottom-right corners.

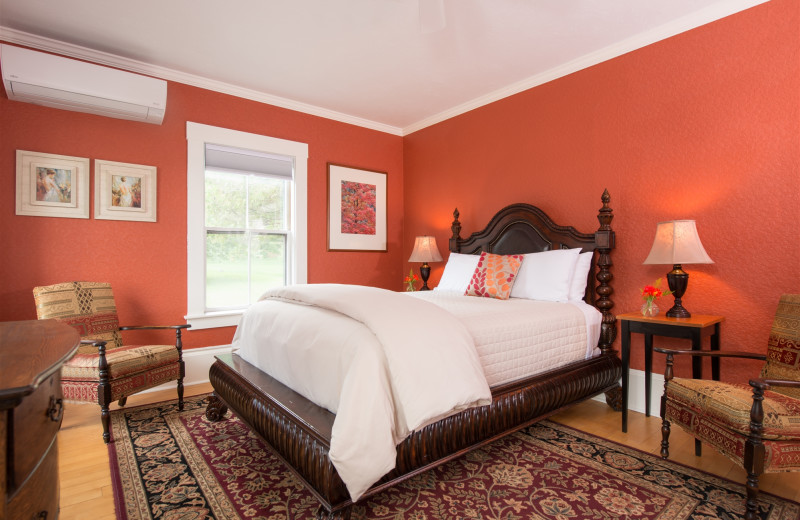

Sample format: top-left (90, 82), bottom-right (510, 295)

top-left (108, 395), bottom-right (800, 519)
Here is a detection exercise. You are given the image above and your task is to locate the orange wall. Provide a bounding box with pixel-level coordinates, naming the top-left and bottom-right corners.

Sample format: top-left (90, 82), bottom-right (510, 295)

top-left (0, 75), bottom-right (404, 348)
top-left (403, 0), bottom-right (800, 382)
top-left (3, 1), bottom-right (799, 374)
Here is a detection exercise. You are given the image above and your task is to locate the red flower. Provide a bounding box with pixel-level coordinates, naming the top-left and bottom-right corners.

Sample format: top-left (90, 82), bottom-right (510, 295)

top-left (404, 269), bottom-right (419, 291)
top-left (640, 279), bottom-right (671, 301)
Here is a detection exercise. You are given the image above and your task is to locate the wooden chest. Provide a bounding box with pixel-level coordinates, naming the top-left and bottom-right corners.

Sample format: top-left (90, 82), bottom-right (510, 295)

top-left (0, 320), bottom-right (79, 520)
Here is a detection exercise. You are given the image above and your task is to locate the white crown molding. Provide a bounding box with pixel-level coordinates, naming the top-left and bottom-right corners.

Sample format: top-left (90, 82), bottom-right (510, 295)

top-left (0, 26), bottom-right (403, 136)
top-left (402, 0), bottom-right (770, 135)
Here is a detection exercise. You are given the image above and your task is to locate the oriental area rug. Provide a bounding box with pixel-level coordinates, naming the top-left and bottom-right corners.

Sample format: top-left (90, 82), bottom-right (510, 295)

top-left (108, 395), bottom-right (800, 520)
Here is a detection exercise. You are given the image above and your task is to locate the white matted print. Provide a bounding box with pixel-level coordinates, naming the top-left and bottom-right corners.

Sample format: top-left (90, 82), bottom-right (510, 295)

top-left (327, 163), bottom-right (387, 251)
top-left (94, 159), bottom-right (157, 222)
top-left (16, 150), bottom-right (90, 218)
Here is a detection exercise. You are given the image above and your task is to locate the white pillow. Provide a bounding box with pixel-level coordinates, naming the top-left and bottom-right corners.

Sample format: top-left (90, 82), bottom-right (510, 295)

top-left (568, 251), bottom-right (594, 301)
top-left (510, 248), bottom-right (580, 302)
top-left (435, 253), bottom-right (480, 293)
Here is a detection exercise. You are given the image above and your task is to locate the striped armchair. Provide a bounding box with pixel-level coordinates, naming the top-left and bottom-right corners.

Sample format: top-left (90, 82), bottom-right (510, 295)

top-left (33, 281), bottom-right (189, 443)
top-left (656, 294), bottom-right (800, 520)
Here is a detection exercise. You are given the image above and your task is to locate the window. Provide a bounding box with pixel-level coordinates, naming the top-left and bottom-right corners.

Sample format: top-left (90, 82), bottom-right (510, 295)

top-left (186, 122), bottom-right (308, 329)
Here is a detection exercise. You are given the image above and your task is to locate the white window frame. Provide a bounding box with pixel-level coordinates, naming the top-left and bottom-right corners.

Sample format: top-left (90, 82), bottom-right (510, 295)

top-left (185, 122), bottom-right (308, 329)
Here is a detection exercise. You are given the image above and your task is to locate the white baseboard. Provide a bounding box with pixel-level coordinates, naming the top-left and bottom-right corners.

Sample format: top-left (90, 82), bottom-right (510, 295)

top-left (592, 368), bottom-right (664, 417)
top-left (142, 344), bottom-right (234, 394)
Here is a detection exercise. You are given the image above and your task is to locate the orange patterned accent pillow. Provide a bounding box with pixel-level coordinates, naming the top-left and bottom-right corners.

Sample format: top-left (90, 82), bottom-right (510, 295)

top-left (465, 252), bottom-right (523, 300)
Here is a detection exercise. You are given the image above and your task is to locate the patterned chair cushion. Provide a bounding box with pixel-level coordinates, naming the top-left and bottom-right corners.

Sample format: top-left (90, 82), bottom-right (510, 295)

top-left (666, 378), bottom-right (800, 441)
top-left (62, 362), bottom-right (182, 403)
top-left (665, 379), bottom-right (800, 472)
top-left (34, 281), bottom-right (123, 350)
top-left (760, 294), bottom-right (800, 400)
top-left (62, 343), bottom-right (179, 380)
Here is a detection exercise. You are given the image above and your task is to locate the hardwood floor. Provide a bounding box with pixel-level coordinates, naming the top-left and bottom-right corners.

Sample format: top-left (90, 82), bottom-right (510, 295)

top-left (57, 385), bottom-right (800, 519)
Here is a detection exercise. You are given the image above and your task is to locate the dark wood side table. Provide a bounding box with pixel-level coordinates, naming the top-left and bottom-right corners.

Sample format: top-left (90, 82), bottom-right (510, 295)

top-left (618, 312), bottom-right (725, 434)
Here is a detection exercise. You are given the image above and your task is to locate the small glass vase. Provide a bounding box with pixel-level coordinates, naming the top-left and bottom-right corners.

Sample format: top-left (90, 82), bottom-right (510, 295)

top-left (641, 300), bottom-right (659, 317)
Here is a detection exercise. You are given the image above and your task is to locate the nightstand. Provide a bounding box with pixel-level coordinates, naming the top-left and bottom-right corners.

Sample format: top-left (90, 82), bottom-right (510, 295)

top-left (618, 312), bottom-right (724, 433)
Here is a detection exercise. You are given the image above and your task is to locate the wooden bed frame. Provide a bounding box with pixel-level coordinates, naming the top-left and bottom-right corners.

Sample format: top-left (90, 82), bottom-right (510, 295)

top-left (205, 189), bottom-right (621, 519)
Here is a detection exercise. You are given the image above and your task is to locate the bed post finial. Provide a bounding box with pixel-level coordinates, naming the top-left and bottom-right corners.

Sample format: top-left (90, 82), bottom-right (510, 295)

top-left (598, 188), bottom-right (613, 231)
top-left (594, 189), bottom-right (616, 356)
top-left (449, 208), bottom-right (462, 253)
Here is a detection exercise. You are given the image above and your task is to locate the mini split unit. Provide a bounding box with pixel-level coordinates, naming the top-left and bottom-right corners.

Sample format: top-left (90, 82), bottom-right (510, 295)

top-left (1, 44), bottom-right (167, 125)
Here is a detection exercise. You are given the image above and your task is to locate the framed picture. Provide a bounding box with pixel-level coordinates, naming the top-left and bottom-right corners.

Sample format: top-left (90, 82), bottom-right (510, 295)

top-left (327, 163), bottom-right (387, 252)
top-left (16, 150), bottom-right (90, 218)
top-left (94, 159), bottom-right (157, 222)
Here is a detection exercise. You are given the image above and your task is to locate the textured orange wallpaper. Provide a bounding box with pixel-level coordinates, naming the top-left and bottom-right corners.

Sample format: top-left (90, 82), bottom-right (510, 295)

top-left (0, 77), bottom-right (404, 349)
top-left (403, 0), bottom-right (800, 382)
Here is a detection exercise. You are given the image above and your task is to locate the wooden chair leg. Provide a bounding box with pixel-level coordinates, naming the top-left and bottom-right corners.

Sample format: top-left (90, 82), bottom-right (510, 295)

top-left (744, 471), bottom-right (761, 520)
top-left (100, 402), bottom-right (111, 444)
top-left (744, 382), bottom-right (767, 520)
top-left (177, 374), bottom-right (185, 411)
top-left (660, 353), bottom-right (673, 459)
top-left (660, 419), bottom-right (671, 459)
top-left (176, 328), bottom-right (185, 411)
top-left (96, 340), bottom-right (112, 444)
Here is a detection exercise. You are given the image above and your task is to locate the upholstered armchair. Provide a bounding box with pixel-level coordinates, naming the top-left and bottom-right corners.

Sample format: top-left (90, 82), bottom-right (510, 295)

top-left (33, 281), bottom-right (189, 443)
top-left (656, 294), bottom-right (800, 520)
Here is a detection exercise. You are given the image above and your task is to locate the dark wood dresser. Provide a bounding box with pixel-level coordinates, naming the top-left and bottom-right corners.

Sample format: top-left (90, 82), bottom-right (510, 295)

top-left (1, 320), bottom-right (80, 520)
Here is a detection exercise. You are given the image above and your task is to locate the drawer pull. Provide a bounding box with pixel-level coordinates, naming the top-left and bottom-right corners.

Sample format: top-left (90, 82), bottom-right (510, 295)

top-left (35, 512), bottom-right (48, 519)
top-left (47, 397), bottom-right (64, 422)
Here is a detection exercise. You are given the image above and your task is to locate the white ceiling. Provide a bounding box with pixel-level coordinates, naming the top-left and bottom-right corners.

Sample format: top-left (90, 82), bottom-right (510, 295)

top-left (0, 0), bottom-right (768, 135)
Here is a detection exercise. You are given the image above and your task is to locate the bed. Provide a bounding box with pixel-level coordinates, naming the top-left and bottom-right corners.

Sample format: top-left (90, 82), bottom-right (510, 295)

top-left (205, 189), bottom-right (621, 520)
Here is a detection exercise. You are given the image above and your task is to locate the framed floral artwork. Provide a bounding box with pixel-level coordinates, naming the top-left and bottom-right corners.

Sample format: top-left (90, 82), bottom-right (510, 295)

top-left (15, 150), bottom-right (90, 218)
top-left (327, 163), bottom-right (387, 251)
top-left (94, 159), bottom-right (157, 222)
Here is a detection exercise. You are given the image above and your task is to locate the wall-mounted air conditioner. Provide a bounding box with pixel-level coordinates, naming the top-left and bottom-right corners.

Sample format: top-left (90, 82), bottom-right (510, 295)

top-left (1, 44), bottom-right (167, 125)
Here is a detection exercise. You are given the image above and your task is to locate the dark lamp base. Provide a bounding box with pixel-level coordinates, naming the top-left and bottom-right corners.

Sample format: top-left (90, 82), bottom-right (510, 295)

top-left (666, 265), bottom-right (691, 318)
top-left (419, 263), bottom-right (432, 291)
top-left (666, 305), bottom-right (691, 319)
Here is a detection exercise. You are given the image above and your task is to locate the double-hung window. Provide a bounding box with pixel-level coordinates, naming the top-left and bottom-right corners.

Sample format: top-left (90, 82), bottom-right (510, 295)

top-left (186, 122), bottom-right (307, 329)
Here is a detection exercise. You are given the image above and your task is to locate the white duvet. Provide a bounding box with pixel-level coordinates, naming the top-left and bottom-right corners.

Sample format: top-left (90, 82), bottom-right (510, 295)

top-left (232, 284), bottom-right (492, 501)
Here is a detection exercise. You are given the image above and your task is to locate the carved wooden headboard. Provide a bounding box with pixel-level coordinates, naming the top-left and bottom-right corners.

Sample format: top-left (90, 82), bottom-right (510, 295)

top-left (448, 189), bottom-right (616, 354)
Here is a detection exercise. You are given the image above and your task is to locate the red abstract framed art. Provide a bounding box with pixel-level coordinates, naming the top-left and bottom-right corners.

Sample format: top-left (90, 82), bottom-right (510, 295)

top-left (327, 163), bottom-right (387, 252)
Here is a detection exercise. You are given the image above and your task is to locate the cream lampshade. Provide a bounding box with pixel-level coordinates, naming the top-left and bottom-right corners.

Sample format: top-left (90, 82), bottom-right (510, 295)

top-left (643, 220), bottom-right (713, 318)
top-left (408, 236), bottom-right (443, 291)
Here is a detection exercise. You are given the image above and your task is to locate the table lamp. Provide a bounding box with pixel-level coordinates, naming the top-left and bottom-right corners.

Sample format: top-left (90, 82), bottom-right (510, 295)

top-left (643, 220), bottom-right (713, 318)
top-left (408, 236), bottom-right (443, 291)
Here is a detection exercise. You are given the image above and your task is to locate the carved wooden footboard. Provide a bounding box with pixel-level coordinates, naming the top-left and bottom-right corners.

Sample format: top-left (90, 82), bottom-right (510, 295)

top-left (208, 351), bottom-right (621, 519)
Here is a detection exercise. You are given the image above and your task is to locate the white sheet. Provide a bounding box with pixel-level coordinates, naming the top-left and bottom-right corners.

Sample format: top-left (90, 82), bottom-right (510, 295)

top-left (232, 284), bottom-right (491, 501)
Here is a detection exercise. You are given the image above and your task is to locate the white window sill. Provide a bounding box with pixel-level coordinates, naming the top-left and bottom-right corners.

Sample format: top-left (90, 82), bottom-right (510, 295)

top-left (185, 310), bottom-right (243, 330)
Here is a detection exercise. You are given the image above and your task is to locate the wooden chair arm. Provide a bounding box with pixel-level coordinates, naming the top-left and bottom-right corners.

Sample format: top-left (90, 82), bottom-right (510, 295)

top-left (118, 324), bottom-right (189, 357)
top-left (750, 378), bottom-right (800, 391)
top-left (659, 348), bottom-right (766, 385)
top-left (654, 347), bottom-right (766, 361)
top-left (119, 324), bottom-right (191, 331)
top-left (80, 339), bottom-right (106, 346)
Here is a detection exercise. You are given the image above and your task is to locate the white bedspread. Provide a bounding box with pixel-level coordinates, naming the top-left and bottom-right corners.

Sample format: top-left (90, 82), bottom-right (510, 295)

top-left (413, 290), bottom-right (601, 386)
top-left (233, 284), bottom-right (491, 501)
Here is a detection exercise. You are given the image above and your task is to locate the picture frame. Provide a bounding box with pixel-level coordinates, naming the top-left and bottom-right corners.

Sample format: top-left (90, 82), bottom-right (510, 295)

top-left (16, 150), bottom-right (90, 219)
top-left (94, 159), bottom-right (157, 222)
top-left (327, 163), bottom-right (387, 252)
